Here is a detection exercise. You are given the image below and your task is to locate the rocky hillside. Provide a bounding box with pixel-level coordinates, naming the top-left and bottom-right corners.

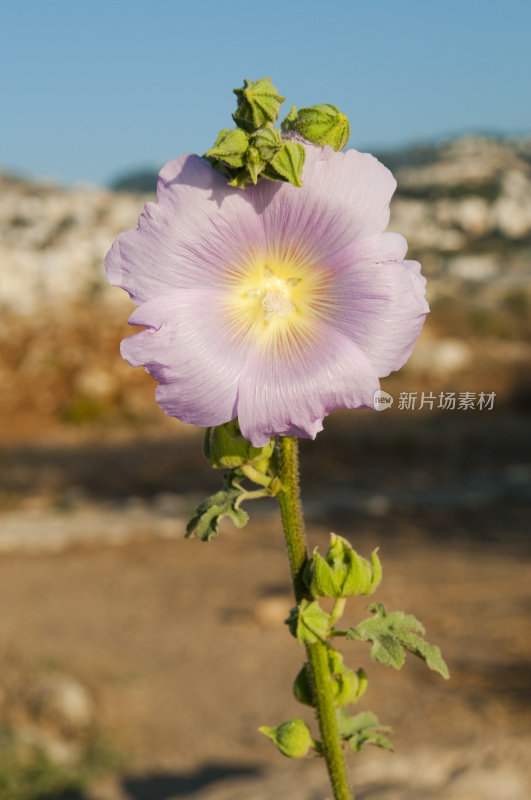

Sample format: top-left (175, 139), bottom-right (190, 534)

top-left (384, 136), bottom-right (531, 316)
top-left (1, 135), bottom-right (530, 316)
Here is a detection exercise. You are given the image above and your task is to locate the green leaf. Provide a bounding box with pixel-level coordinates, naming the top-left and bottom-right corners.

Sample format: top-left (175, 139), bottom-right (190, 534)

top-left (186, 470), bottom-right (249, 541)
top-left (347, 603), bottom-right (450, 679)
top-left (286, 599), bottom-right (331, 645)
top-left (337, 708), bottom-right (393, 752)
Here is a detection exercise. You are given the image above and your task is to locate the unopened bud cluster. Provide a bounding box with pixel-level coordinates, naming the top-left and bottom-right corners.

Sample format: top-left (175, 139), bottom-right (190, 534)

top-left (206, 77), bottom-right (350, 189)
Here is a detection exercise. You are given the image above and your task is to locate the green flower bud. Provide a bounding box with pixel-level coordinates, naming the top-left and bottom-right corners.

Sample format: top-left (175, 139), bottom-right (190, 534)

top-left (250, 123), bottom-right (283, 162)
top-left (259, 718), bottom-right (313, 758)
top-left (294, 653), bottom-right (368, 708)
top-left (305, 534), bottom-right (382, 597)
top-left (263, 140), bottom-right (305, 187)
top-left (233, 77), bottom-right (285, 132)
top-left (290, 104), bottom-right (350, 151)
top-left (328, 651), bottom-right (367, 707)
top-left (206, 420), bottom-right (274, 469)
top-left (293, 663), bottom-right (314, 707)
top-left (206, 127), bottom-right (249, 168)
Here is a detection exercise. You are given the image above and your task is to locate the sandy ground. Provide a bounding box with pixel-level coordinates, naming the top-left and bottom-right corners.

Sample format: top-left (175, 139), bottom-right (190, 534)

top-left (0, 409), bottom-right (530, 799)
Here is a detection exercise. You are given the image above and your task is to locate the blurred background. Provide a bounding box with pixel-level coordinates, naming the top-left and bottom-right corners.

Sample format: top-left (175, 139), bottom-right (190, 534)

top-left (1, 2), bottom-right (530, 799)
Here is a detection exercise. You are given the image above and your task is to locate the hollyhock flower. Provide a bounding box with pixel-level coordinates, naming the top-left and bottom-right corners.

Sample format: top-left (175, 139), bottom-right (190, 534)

top-left (106, 143), bottom-right (428, 446)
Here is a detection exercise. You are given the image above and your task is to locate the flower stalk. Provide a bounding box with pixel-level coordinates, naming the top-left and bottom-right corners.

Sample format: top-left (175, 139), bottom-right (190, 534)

top-left (277, 436), bottom-right (353, 800)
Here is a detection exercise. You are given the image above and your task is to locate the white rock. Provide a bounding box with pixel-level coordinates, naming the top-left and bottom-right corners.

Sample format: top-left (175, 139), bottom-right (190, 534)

top-left (455, 196), bottom-right (491, 235)
top-left (493, 195), bottom-right (531, 238)
top-left (28, 674), bottom-right (95, 731)
top-left (406, 336), bottom-right (472, 374)
top-left (447, 254), bottom-right (499, 281)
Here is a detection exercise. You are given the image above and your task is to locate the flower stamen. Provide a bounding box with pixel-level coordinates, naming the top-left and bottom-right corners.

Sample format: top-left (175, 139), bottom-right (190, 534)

top-left (262, 289), bottom-right (295, 321)
top-left (243, 265), bottom-right (301, 323)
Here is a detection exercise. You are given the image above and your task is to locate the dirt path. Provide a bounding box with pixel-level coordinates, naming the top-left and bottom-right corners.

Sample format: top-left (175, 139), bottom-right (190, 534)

top-left (0, 411), bottom-right (530, 798)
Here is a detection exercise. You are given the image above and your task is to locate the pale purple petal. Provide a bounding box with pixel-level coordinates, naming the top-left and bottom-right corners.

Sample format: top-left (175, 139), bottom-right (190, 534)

top-left (324, 253), bottom-right (429, 376)
top-left (237, 325), bottom-right (380, 447)
top-left (246, 145), bottom-right (397, 265)
top-left (105, 155), bottom-right (267, 305)
top-left (121, 290), bottom-right (250, 426)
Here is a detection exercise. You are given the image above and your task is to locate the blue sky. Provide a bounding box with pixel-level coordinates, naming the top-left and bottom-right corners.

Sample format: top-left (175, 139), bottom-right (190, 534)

top-left (2, 0), bottom-right (530, 186)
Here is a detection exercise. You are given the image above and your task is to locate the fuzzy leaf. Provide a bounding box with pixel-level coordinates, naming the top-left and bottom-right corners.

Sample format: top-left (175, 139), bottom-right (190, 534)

top-left (337, 708), bottom-right (393, 752)
top-left (186, 470), bottom-right (249, 541)
top-left (347, 603), bottom-right (449, 679)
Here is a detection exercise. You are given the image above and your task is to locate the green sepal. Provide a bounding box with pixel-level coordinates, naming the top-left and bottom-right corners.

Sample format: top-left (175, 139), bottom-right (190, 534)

top-left (294, 652), bottom-right (367, 708)
top-left (263, 140), bottom-right (305, 187)
top-left (306, 551), bottom-right (339, 597)
top-left (186, 469), bottom-right (249, 541)
top-left (280, 104), bottom-right (298, 131)
top-left (328, 651), bottom-right (367, 707)
top-left (206, 127), bottom-right (250, 168)
top-left (205, 420), bottom-right (274, 470)
top-left (259, 718), bottom-right (314, 758)
top-left (369, 549), bottom-right (383, 592)
top-left (347, 603), bottom-right (450, 679)
top-left (233, 77), bottom-right (285, 132)
top-left (286, 599), bottom-right (331, 645)
top-left (304, 535), bottom-right (382, 598)
top-left (244, 146), bottom-right (265, 184)
top-left (289, 104), bottom-right (350, 151)
top-left (227, 170), bottom-right (253, 189)
top-left (337, 708), bottom-right (393, 752)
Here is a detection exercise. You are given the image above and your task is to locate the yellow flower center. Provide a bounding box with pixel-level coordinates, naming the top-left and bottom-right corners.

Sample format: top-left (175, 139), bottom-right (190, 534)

top-left (224, 253), bottom-right (332, 347)
top-left (246, 267), bottom-right (298, 322)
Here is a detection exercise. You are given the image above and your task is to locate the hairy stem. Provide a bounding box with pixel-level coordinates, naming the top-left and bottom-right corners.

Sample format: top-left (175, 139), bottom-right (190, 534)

top-left (277, 436), bottom-right (353, 800)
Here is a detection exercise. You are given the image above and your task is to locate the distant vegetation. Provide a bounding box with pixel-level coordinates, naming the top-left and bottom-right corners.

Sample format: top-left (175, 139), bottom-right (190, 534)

top-left (107, 134), bottom-right (531, 194)
top-left (109, 168), bottom-right (159, 193)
